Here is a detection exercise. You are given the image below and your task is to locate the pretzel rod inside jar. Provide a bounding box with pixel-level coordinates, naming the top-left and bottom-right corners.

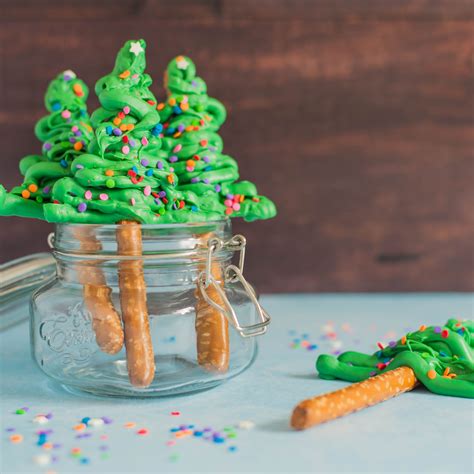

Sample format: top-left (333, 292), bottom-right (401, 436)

top-left (195, 233), bottom-right (229, 373)
top-left (73, 226), bottom-right (124, 354)
top-left (291, 367), bottom-right (418, 430)
top-left (117, 220), bottom-right (155, 388)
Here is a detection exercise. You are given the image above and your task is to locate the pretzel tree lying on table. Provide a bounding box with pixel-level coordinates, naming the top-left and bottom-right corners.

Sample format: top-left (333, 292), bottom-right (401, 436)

top-left (291, 319), bottom-right (474, 429)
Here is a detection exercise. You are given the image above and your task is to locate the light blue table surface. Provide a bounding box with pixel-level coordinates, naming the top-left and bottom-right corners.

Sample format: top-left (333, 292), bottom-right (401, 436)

top-left (1, 293), bottom-right (473, 474)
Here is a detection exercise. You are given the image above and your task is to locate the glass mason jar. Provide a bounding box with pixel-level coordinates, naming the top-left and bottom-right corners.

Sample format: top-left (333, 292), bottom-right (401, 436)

top-left (30, 220), bottom-right (270, 397)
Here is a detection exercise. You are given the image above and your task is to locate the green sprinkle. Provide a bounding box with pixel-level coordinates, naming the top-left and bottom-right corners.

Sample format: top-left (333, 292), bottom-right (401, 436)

top-left (158, 208), bottom-right (165, 215)
top-left (15, 409), bottom-right (26, 415)
top-left (100, 453), bottom-right (110, 460)
top-left (227, 433), bottom-right (237, 439)
top-left (196, 104), bottom-right (204, 112)
top-left (105, 179), bottom-right (115, 188)
top-left (36, 196), bottom-right (43, 203)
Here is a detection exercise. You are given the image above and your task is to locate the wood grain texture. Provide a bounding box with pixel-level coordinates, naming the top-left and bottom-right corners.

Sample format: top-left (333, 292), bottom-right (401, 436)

top-left (1, 0), bottom-right (473, 291)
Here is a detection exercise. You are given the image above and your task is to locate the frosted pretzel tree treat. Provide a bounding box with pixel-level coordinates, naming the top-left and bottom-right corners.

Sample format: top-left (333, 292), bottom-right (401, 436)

top-left (0, 71), bottom-right (123, 355)
top-left (158, 56), bottom-right (277, 372)
top-left (291, 319), bottom-right (473, 430)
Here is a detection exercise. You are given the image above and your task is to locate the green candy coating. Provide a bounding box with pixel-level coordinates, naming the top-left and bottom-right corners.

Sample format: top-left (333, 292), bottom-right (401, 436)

top-left (317, 319), bottom-right (474, 398)
top-left (160, 55), bottom-right (277, 222)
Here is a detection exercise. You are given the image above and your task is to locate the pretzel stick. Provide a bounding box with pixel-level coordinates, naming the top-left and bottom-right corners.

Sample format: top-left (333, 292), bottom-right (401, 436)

top-left (117, 220), bottom-right (155, 388)
top-left (195, 234), bottom-right (229, 373)
top-left (74, 227), bottom-right (124, 354)
top-left (291, 367), bottom-right (418, 430)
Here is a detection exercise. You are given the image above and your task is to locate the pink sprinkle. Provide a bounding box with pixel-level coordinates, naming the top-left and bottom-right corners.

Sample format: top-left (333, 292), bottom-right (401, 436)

top-left (122, 145), bottom-right (130, 155)
top-left (132, 73), bottom-right (139, 79)
top-left (100, 435), bottom-right (108, 440)
top-left (166, 440), bottom-right (176, 446)
top-left (173, 144), bottom-right (182, 153)
top-left (186, 166), bottom-right (193, 172)
top-left (181, 96), bottom-right (188, 104)
top-left (232, 203), bottom-right (241, 211)
top-left (61, 110), bottom-right (71, 119)
top-left (123, 106), bottom-right (130, 114)
top-left (84, 190), bottom-right (92, 200)
top-left (141, 137), bottom-right (148, 146)
top-left (144, 186), bottom-right (151, 196)
top-left (224, 199), bottom-right (233, 207)
top-left (71, 125), bottom-right (79, 132)
top-left (99, 193), bottom-right (109, 201)
top-left (130, 198), bottom-right (136, 206)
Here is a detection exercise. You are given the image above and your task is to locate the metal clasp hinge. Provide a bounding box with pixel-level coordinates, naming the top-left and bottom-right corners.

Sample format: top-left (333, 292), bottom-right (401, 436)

top-left (198, 235), bottom-right (271, 338)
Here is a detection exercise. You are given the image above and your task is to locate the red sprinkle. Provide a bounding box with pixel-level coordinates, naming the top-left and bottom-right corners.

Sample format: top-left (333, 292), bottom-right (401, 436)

top-left (377, 342), bottom-right (385, 350)
top-left (122, 135), bottom-right (129, 143)
top-left (170, 412), bottom-right (180, 416)
top-left (118, 112), bottom-right (125, 119)
top-left (147, 100), bottom-right (156, 105)
top-left (200, 140), bottom-right (208, 147)
top-left (441, 329), bottom-right (449, 338)
top-left (136, 429), bottom-right (149, 436)
top-left (377, 363), bottom-right (387, 370)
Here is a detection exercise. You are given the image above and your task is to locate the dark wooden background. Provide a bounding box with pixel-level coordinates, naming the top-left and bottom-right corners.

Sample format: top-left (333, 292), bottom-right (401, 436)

top-left (1, 0), bottom-right (473, 292)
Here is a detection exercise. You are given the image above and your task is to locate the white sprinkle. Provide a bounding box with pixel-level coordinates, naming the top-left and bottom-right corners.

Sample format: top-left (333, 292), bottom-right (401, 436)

top-left (88, 417), bottom-right (104, 428)
top-left (236, 420), bottom-right (255, 430)
top-left (33, 454), bottom-right (51, 466)
top-left (33, 415), bottom-right (49, 425)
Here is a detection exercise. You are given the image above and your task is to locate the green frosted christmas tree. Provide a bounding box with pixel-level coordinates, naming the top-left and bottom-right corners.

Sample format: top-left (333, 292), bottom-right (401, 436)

top-left (1, 70), bottom-right (93, 219)
top-left (158, 55), bottom-right (276, 222)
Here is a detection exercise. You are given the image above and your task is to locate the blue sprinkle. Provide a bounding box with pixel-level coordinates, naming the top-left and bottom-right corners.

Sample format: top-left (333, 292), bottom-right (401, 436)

top-left (105, 126), bottom-right (113, 135)
top-left (203, 166), bottom-right (212, 172)
top-left (170, 428), bottom-right (179, 432)
top-left (145, 169), bottom-right (153, 176)
top-left (302, 333), bottom-right (309, 339)
top-left (60, 159), bottom-right (68, 168)
top-left (132, 166), bottom-right (138, 173)
top-left (166, 127), bottom-right (176, 135)
top-left (51, 102), bottom-right (61, 111)
top-left (213, 437), bottom-right (225, 444)
top-left (191, 206), bottom-right (198, 212)
top-left (193, 431), bottom-right (203, 437)
top-left (228, 446), bottom-right (237, 452)
top-left (173, 106), bottom-right (182, 115)
top-left (80, 458), bottom-right (90, 465)
top-left (81, 417), bottom-right (91, 425)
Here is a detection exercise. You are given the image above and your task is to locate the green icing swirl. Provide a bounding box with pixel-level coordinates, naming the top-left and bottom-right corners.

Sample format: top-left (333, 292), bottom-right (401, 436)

top-left (44, 40), bottom-right (222, 224)
top-left (158, 56), bottom-right (276, 222)
top-left (0, 70), bottom-right (93, 220)
top-left (317, 319), bottom-right (474, 399)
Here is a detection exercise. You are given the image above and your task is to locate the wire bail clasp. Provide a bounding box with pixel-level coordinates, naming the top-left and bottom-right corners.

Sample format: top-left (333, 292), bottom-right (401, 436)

top-left (198, 234), bottom-right (271, 338)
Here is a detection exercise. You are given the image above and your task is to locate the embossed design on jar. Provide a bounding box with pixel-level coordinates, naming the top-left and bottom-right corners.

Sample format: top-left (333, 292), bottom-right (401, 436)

top-left (38, 302), bottom-right (98, 364)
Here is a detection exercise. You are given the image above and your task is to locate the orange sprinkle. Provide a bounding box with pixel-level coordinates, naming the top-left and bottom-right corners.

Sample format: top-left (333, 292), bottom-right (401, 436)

top-left (419, 325), bottom-right (427, 331)
top-left (180, 102), bottom-right (189, 111)
top-left (167, 175), bottom-right (174, 184)
top-left (10, 434), bottom-right (23, 443)
top-left (225, 208), bottom-right (233, 215)
top-left (443, 367), bottom-right (450, 376)
top-left (185, 126), bottom-right (194, 132)
top-left (113, 117), bottom-right (122, 126)
top-left (239, 195), bottom-right (245, 203)
top-left (71, 447), bottom-right (81, 454)
top-left (157, 103), bottom-right (165, 111)
top-left (168, 98), bottom-right (176, 106)
top-left (126, 124), bottom-right (134, 131)
top-left (28, 183), bottom-right (38, 193)
top-left (73, 142), bottom-right (83, 151)
top-left (186, 160), bottom-right (195, 168)
top-left (105, 170), bottom-right (114, 177)
top-left (119, 70), bottom-right (130, 79)
top-left (81, 121), bottom-right (93, 132)
top-left (173, 132), bottom-right (182, 138)
top-left (120, 124), bottom-right (128, 131)
top-left (401, 336), bottom-right (407, 345)
top-left (73, 423), bottom-right (86, 431)
top-left (448, 373), bottom-right (457, 379)
top-left (42, 442), bottom-right (53, 450)
top-left (427, 369), bottom-right (437, 380)
top-left (73, 83), bottom-right (84, 97)
top-left (21, 189), bottom-right (30, 199)
top-left (124, 422), bottom-right (136, 429)
top-left (176, 55), bottom-right (185, 62)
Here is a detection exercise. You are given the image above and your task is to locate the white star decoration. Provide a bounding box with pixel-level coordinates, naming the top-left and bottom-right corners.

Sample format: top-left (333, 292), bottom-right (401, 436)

top-left (176, 57), bottom-right (189, 70)
top-left (129, 41), bottom-right (144, 56)
top-left (62, 69), bottom-right (76, 79)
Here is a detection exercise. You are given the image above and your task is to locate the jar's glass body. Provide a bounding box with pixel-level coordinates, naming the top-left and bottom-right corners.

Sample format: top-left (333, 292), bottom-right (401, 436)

top-left (31, 220), bottom-right (263, 397)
